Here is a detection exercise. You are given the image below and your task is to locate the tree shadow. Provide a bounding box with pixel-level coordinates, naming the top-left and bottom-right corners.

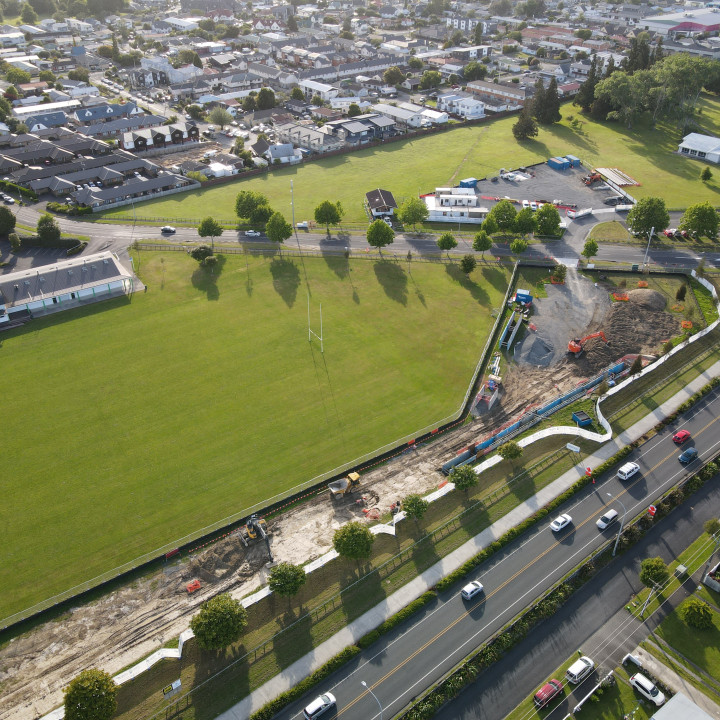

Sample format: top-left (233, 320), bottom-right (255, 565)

top-left (481, 266), bottom-right (507, 294)
top-left (191, 254), bottom-right (227, 301)
top-left (373, 259), bottom-right (408, 305)
top-left (445, 263), bottom-right (490, 306)
top-left (269, 256), bottom-right (301, 307)
top-left (323, 251), bottom-right (350, 280)
top-left (273, 610), bottom-right (314, 672)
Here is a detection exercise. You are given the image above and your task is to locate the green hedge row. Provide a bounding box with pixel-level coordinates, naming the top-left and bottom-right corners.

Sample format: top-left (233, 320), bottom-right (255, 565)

top-left (0, 179), bottom-right (36, 200)
top-left (46, 202), bottom-right (93, 216)
top-left (357, 591), bottom-right (436, 649)
top-left (18, 235), bottom-right (84, 249)
top-left (248, 645), bottom-right (361, 720)
top-left (66, 241), bottom-right (88, 256)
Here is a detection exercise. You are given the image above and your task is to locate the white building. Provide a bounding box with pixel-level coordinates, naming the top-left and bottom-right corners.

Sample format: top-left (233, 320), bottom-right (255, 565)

top-left (299, 79), bottom-right (340, 101)
top-left (164, 17), bottom-right (200, 32)
top-left (423, 187), bottom-right (488, 224)
top-left (436, 93), bottom-right (485, 120)
top-left (372, 102), bottom-right (423, 127)
top-left (678, 133), bottom-right (720, 163)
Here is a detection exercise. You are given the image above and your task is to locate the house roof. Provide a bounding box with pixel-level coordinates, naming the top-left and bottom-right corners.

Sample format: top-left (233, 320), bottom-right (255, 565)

top-left (680, 133), bottom-right (720, 153)
top-left (365, 188), bottom-right (397, 210)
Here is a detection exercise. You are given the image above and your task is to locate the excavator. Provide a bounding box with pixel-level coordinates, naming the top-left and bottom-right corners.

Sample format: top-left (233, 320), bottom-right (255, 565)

top-left (568, 331), bottom-right (607, 356)
top-left (328, 472), bottom-right (361, 499)
top-left (238, 514), bottom-right (273, 561)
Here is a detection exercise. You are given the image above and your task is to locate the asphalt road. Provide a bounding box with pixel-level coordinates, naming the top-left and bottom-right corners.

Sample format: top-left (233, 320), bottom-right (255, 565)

top-left (275, 388), bottom-right (720, 720)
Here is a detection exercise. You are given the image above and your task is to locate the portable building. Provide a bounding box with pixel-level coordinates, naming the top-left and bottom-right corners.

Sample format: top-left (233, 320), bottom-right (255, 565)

top-left (459, 177), bottom-right (478, 188)
top-left (565, 154), bottom-right (581, 167)
top-left (548, 156), bottom-right (570, 170)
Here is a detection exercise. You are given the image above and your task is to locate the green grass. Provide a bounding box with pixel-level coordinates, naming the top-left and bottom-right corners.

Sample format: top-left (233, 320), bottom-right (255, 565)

top-left (97, 95), bottom-right (720, 225)
top-left (0, 252), bottom-right (509, 623)
top-left (589, 221), bottom-right (632, 243)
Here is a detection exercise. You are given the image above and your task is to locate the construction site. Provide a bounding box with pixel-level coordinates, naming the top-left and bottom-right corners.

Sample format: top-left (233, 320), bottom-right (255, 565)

top-left (0, 265), bottom-right (698, 720)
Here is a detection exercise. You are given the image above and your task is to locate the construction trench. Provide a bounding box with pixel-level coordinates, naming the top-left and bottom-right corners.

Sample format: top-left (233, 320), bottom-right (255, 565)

top-left (0, 269), bottom-right (685, 720)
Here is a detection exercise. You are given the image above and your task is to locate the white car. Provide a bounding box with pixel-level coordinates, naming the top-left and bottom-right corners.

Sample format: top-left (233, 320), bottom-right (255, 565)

top-left (296, 221), bottom-right (309, 229)
top-left (617, 462), bottom-right (640, 480)
top-left (596, 509), bottom-right (619, 530)
top-left (461, 580), bottom-right (484, 600)
top-left (550, 514), bottom-right (572, 532)
top-left (303, 692), bottom-right (336, 719)
top-left (630, 673), bottom-right (665, 706)
top-left (244, 230), bottom-right (261, 237)
top-left (160, 226), bottom-right (176, 234)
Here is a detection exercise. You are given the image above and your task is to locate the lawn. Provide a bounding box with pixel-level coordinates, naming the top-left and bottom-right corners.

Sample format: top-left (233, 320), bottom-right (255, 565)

top-left (0, 252), bottom-right (508, 623)
top-left (588, 221), bottom-right (632, 243)
top-left (99, 96), bottom-right (720, 225)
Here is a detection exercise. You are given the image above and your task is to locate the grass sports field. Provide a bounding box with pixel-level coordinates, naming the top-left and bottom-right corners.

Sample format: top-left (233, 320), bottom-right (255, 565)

top-left (1, 252), bottom-right (508, 621)
top-left (100, 96), bottom-right (720, 225)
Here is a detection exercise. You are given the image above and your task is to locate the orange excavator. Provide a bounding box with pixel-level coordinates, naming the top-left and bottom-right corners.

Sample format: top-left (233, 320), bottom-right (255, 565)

top-left (568, 331), bottom-right (607, 356)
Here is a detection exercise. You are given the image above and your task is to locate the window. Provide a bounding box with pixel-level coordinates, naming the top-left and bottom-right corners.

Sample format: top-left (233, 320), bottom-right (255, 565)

top-left (699, 151), bottom-right (707, 158)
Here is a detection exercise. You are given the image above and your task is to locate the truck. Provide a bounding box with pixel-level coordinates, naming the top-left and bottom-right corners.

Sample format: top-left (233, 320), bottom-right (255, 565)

top-left (566, 207), bottom-right (593, 219)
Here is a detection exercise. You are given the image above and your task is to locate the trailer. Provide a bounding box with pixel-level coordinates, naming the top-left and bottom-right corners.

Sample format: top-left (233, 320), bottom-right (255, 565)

top-left (566, 207), bottom-right (593, 219)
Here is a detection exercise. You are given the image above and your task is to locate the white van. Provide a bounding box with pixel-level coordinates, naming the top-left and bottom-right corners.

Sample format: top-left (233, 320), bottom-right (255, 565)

top-left (617, 462), bottom-right (640, 480)
top-left (566, 656), bottom-right (595, 684)
top-left (203, 150), bottom-right (218, 159)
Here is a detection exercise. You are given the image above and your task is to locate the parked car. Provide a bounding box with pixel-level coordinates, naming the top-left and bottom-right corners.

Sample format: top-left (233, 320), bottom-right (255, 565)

top-left (617, 461), bottom-right (640, 480)
top-left (160, 226), bottom-right (176, 234)
top-left (679, 447), bottom-right (698, 463)
top-left (566, 656), bottom-right (595, 684)
top-left (603, 195), bottom-right (624, 206)
top-left (629, 673), bottom-right (665, 706)
top-left (662, 228), bottom-right (676, 238)
top-left (245, 230), bottom-right (261, 237)
top-left (672, 430), bottom-right (691, 444)
top-left (550, 514), bottom-right (572, 532)
top-left (3, 195), bottom-right (14, 204)
top-left (596, 508), bottom-right (619, 530)
top-left (303, 692), bottom-right (336, 720)
top-left (296, 221), bottom-right (309, 229)
top-left (533, 679), bottom-right (563, 708)
top-left (461, 580), bottom-right (484, 600)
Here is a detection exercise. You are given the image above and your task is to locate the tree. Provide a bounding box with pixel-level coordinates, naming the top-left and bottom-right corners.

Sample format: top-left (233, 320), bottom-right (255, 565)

top-left (314, 200), bottom-right (344, 234)
top-left (68, 68), bottom-right (90, 83)
top-left (408, 57), bottom-right (424, 70)
top-left (6, 67), bottom-right (31, 85)
top-left (473, 230), bottom-right (492, 259)
top-left (498, 441), bottom-right (523, 468)
top-left (397, 197), bottom-right (428, 230)
top-left (463, 60), bottom-right (487, 82)
top-left (482, 215), bottom-right (499, 236)
top-left (268, 562), bottom-right (306, 600)
top-left (249, 204), bottom-right (273, 225)
top-left (488, 199), bottom-right (517, 232)
top-left (627, 197), bottom-right (669, 237)
top-left (190, 593), bottom-right (248, 650)
top-left (9, 232), bottom-right (20, 252)
top-left (383, 66), bottom-right (404, 85)
top-left (575, 28), bottom-right (592, 40)
top-left (536, 204), bottom-right (562, 236)
top-left (403, 493), bottom-right (429, 529)
top-left (0, 205), bottom-right (16, 236)
top-left (575, 56), bottom-right (599, 113)
top-left (187, 104), bottom-right (204, 120)
top-left (510, 237), bottom-right (527, 254)
top-left (532, 78), bottom-right (546, 122)
top-left (437, 231), bottom-right (457, 255)
top-left (514, 206), bottom-right (536, 236)
top-left (449, 464), bottom-right (478, 495)
top-left (64, 669), bottom-right (117, 720)
top-left (311, 93), bottom-right (323, 107)
top-left (701, 166), bottom-right (713, 182)
top-left (290, 86), bottom-right (304, 101)
top-left (512, 105), bottom-right (538, 140)
top-left (680, 201), bottom-right (719, 240)
top-left (680, 598), bottom-right (714, 630)
top-left (208, 107), bottom-right (233, 130)
top-left (37, 213), bottom-right (60, 243)
top-left (629, 355), bottom-right (643, 375)
top-left (20, 2), bottom-right (38, 23)
top-left (582, 238), bottom-right (599, 262)
top-left (704, 517), bottom-right (720, 538)
top-left (242, 95), bottom-right (257, 112)
top-left (197, 217), bottom-right (223, 252)
top-left (190, 245), bottom-right (213, 263)
top-left (639, 556), bottom-right (669, 588)
top-left (542, 77), bottom-right (561, 123)
top-left (473, 22), bottom-right (484, 45)
top-left (333, 521), bottom-right (374, 563)
top-left (288, 14), bottom-right (298, 31)
top-left (366, 219), bottom-right (394, 251)
top-left (460, 254), bottom-right (477, 275)
top-left (419, 70), bottom-right (442, 89)
top-left (235, 190), bottom-right (269, 219)
top-left (347, 103), bottom-right (361, 117)
top-left (256, 87), bottom-right (276, 110)
top-left (265, 211), bottom-right (292, 247)
top-left (593, 70), bottom-right (647, 128)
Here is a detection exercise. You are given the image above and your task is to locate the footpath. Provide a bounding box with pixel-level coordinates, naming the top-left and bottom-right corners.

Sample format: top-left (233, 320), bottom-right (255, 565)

top-left (218, 360), bottom-right (720, 720)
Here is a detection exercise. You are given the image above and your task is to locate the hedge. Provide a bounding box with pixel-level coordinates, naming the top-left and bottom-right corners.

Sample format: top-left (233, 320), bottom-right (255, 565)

top-left (18, 234), bottom-right (84, 249)
top-left (0, 179), bottom-right (36, 200)
top-left (46, 202), bottom-right (93, 216)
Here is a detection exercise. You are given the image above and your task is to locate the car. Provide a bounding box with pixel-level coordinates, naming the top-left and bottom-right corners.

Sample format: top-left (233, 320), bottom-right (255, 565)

top-left (303, 692), bottom-right (336, 719)
top-left (673, 430), bottom-right (691, 444)
top-left (382, 217), bottom-right (392, 226)
top-left (530, 201), bottom-right (538, 211)
top-left (663, 228), bottom-right (676, 238)
top-left (522, 199), bottom-right (530, 209)
top-left (617, 461), bottom-right (640, 480)
top-left (461, 580), bottom-right (484, 600)
top-left (679, 447), bottom-right (698, 463)
top-left (550, 513), bottom-right (572, 532)
top-left (566, 656), bottom-right (595, 684)
top-left (533, 679), bottom-right (563, 708)
top-left (160, 226), bottom-right (176, 234)
top-left (245, 230), bottom-right (261, 237)
top-left (603, 195), bottom-right (624, 206)
top-left (3, 196), bottom-right (14, 204)
top-left (629, 673), bottom-right (665, 706)
top-left (296, 221), bottom-right (309, 229)
top-left (596, 508), bottom-right (619, 530)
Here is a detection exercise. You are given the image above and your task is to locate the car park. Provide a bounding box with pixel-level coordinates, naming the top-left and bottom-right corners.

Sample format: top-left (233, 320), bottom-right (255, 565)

top-left (303, 692), bottom-right (336, 719)
top-left (596, 508), bottom-right (619, 530)
top-left (679, 447), bottom-right (698, 463)
top-left (550, 514), bottom-right (572, 532)
top-left (629, 673), bottom-right (665, 706)
top-left (533, 679), bottom-right (563, 708)
top-left (245, 230), bottom-right (261, 237)
top-left (460, 580), bottom-right (484, 600)
top-left (160, 226), bottom-right (176, 234)
top-left (566, 656), bottom-right (594, 684)
top-left (616, 461), bottom-right (640, 480)
top-left (673, 430), bottom-right (691, 444)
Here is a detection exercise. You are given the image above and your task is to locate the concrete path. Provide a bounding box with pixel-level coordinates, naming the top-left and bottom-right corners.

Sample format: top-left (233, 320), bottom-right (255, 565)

top-left (218, 361), bottom-right (720, 720)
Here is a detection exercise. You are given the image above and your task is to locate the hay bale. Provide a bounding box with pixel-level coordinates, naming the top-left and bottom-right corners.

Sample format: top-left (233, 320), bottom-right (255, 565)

top-left (627, 288), bottom-right (666, 311)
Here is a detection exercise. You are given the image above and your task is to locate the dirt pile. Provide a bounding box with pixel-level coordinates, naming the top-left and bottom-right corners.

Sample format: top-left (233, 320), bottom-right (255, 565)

top-left (626, 288), bottom-right (666, 311)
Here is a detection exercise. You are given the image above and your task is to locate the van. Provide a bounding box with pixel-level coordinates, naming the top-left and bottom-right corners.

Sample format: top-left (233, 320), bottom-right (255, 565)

top-left (203, 150), bottom-right (218, 159)
top-left (566, 656), bottom-right (594, 684)
top-left (617, 462), bottom-right (640, 480)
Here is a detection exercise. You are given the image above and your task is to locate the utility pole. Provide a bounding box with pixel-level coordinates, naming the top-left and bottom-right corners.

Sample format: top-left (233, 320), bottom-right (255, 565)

top-left (642, 226), bottom-right (654, 269)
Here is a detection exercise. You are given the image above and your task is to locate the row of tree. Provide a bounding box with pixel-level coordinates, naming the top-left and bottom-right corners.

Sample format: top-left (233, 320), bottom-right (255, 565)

top-left (625, 197), bottom-right (720, 240)
top-left (512, 77), bottom-right (563, 141)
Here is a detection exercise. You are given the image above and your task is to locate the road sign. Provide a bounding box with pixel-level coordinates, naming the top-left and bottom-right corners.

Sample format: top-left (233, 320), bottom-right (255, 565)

top-left (648, 505), bottom-right (657, 517)
top-left (585, 467), bottom-right (592, 477)
top-left (566, 443), bottom-right (581, 453)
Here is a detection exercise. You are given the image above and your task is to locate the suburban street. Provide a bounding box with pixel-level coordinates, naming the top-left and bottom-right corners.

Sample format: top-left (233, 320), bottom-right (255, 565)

top-left (271, 389), bottom-right (720, 720)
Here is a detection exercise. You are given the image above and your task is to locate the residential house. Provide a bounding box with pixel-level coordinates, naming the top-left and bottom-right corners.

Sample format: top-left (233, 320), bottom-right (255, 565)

top-left (678, 133), bottom-right (720, 163)
top-left (266, 143), bottom-right (303, 164)
top-left (436, 93), bottom-right (485, 120)
top-left (365, 188), bottom-right (397, 217)
top-left (24, 110), bottom-right (68, 132)
top-left (299, 79), bottom-right (340, 100)
top-left (120, 122), bottom-right (199, 152)
top-left (274, 121), bottom-right (344, 153)
top-left (467, 79), bottom-right (531, 110)
top-left (73, 102), bottom-right (140, 125)
top-left (372, 102), bottom-right (423, 128)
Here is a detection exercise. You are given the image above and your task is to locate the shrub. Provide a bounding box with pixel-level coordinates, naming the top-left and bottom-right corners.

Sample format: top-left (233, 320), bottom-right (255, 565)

top-left (681, 598), bottom-right (714, 629)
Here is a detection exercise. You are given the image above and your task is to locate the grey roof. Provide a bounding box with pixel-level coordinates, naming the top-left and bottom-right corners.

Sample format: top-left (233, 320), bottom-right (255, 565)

top-left (73, 102), bottom-right (137, 123)
top-left (341, 120), bottom-right (370, 133)
top-left (76, 173), bottom-right (192, 204)
top-left (649, 693), bottom-right (714, 720)
top-left (0, 252), bottom-right (131, 310)
top-left (365, 188), bottom-right (397, 210)
top-left (84, 115), bottom-right (166, 137)
top-left (680, 133), bottom-right (720, 153)
top-left (25, 110), bottom-right (67, 128)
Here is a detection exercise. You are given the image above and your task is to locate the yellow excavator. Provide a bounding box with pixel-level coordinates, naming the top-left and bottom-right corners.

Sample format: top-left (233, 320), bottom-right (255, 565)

top-left (328, 472), bottom-right (360, 499)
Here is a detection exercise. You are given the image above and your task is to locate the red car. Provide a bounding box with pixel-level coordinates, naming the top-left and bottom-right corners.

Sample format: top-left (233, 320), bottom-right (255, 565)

top-left (673, 430), bottom-right (691, 444)
top-left (534, 679), bottom-right (563, 708)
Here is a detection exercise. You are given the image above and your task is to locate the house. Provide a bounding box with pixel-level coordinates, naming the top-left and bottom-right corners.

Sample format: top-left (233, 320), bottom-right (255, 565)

top-left (165, 17), bottom-right (200, 32)
top-left (372, 102), bottom-right (423, 128)
top-left (422, 186), bottom-right (488, 224)
top-left (436, 93), bottom-right (485, 120)
top-left (59, 79), bottom-right (100, 98)
top-left (299, 79), bottom-right (340, 101)
top-left (73, 102), bottom-right (139, 125)
top-left (120, 122), bottom-right (198, 152)
top-left (274, 121), bottom-right (344, 153)
top-left (678, 133), bottom-right (720, 163)
top-left (365, 188), bottom-right (397, 217)
top-left (402, 77), bottom-right (422, 92)
top-left (467, 79), bottom-right (531, 110)
top-left (266, 143), bottom-right (303, 164)
top-left (24, 110), bottom-right (68, 132)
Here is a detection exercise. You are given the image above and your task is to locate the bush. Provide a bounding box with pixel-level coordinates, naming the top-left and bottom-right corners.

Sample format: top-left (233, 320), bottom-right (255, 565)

top-left (676, 284), bottom-right (687, 301)
top-left (681, 598), bottom-right (714, 629)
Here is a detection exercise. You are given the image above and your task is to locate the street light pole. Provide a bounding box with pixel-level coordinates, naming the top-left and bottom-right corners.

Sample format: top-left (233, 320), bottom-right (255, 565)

top-left (642, 225), bottom-right (654, 269)
top-left (607, 492), bottom-right (627, 557)
top-left (291, 179), bottom-right (299, 244)
top-left (361, 681), bottom-right (383, 720)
